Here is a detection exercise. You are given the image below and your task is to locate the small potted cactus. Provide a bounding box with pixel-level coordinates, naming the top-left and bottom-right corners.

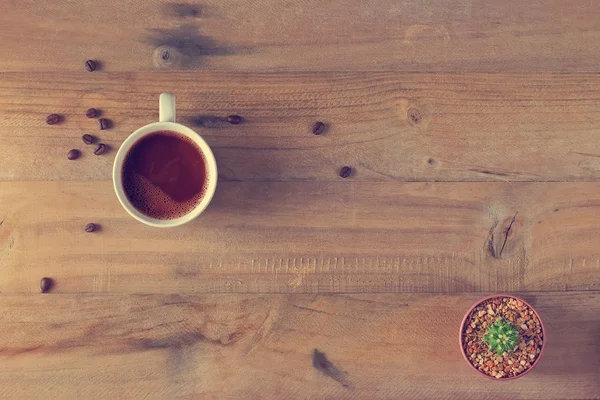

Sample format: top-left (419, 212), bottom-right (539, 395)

top-left (460, 295), bottom-right (546, 380)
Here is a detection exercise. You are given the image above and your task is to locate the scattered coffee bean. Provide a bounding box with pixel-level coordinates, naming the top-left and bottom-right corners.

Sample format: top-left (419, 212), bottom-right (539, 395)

top-left (85, 60), bottom-right (97, 72)
top-left (85, 223), bottom-right (97, 233)
top-left (67, 149), bottom-right (80, 160)
top-left (227, 115), bottom-right (242, 124)
top-left (312, 121), bottom-right (326, 135)
top-left (40, 277), bottom-right (53, 293)
top-left (85, 108), bottom-right (98, 118)
top-left (94, 143), bottom-right (107, 155)
top-left (45, 114), bottom-right (60, 125)
top-left (339, 166), bottom-right (352, 178)
top-left (98, 118), bottom-right (109, 130)
top-left (82, 134), bottom-right (95, 145)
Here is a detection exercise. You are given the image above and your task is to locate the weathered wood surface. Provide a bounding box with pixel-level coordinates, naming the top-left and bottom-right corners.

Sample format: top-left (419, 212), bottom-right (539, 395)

top-left (0, 292), bottom-right (598, 399)
top-left (0, 0), bottom-right (599, 72)
top-left (2, 0), bottom-right (600, 398)
top-left (1, 181), bottom-right (600, 294)
top-left (2, 72), bottom-right (600, 182)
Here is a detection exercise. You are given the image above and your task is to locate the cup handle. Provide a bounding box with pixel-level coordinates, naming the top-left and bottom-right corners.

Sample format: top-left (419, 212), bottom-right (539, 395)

top-left (159, 93), bottom-right (176, 123)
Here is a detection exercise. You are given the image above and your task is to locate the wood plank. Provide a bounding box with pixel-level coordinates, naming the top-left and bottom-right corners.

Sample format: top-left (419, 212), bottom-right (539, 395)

top-left (0, 1), bottom-right (599, 72)
top-left (2, 72), bottom-right (600, 182)
top-left (2, 181), bottom-right (600, 294)
top-left (0, 292), bottom-right (597, 399)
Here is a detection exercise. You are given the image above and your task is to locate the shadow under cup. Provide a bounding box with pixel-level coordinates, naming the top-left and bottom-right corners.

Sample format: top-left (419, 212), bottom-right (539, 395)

top-left (113, 121), bottom-right (217, 228)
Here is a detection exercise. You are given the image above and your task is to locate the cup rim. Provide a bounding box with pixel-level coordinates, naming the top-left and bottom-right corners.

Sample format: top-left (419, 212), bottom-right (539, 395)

top-left (458, 294), bottom-right (546, 380)
top-left (112, 121), bottom-right (218, 228)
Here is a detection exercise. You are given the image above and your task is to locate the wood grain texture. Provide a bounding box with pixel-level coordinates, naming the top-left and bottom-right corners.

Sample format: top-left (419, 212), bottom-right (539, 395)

top-left (0, 292), bottom-right (598, 399)
top-left (2, 181), bottom-right (600, 294)
top-left (2, 0), bottom-right (600, 397)
top-left (2, 72), bottom-right (600, 182)
top-left (0, 0), bottom-right (599, 72)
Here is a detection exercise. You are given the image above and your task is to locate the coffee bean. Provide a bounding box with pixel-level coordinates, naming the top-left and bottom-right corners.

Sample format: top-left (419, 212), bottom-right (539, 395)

top-left (339, 166), bottom-right (352, 178)
top-left (45, 114), bottom-right (60, 125)
top-left (85, 223), bottom-right (97, 233)
top-left (67, 149), bottom-right (80, 160)
top-left (85, 60), bottom-right (97, 72)
top-left (98, 118), bottom-right (109, 130)
top-left (86, 108), bottom-right (98, 118)
top-left (40, 277), bottom-right (53, 293)
top-left (227, 115), bottom-right (242, 125)
top-left (312, 121), bottom-right (326, 135)
top-left (94, 143), bottom-right (107, 155)
top-left (82, 134), bottom-right (95, 145)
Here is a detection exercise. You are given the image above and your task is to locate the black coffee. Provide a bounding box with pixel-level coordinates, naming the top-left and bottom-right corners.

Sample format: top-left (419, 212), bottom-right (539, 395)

top-left (122, 130), bottom-right (208, 219)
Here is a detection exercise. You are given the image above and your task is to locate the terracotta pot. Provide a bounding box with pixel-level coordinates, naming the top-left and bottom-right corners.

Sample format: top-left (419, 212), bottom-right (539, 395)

top-left (459, 294), bottom-right (546, 380)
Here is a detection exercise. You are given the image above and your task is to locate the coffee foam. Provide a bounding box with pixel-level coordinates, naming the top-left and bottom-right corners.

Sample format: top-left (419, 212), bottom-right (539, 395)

top-left (123, 173), bottom-right (207, 219)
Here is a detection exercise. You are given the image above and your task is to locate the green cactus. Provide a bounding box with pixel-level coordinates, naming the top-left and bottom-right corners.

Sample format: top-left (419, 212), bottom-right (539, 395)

top-left (484, 320), bottom-right (519, 354)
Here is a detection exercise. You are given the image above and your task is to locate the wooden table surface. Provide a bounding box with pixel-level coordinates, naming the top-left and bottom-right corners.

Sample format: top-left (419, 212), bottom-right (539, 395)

top-left (1, 1), bottom-right (599, 399)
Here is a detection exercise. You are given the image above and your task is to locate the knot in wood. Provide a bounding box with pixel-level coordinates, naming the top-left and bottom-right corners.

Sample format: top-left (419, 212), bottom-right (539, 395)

top-left (407, 107), bottom-right (422, 125)
top-left (153, 45), bottom-right (183, 69)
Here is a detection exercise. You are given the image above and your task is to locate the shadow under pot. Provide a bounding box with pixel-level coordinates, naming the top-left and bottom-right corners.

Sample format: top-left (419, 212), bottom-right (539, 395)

top-left (459, 294), bottom-right (546, 380)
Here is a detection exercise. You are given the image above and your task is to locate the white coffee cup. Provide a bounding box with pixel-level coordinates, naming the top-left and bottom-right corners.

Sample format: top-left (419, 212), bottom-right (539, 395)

top-left (112, 93), bottom-right (218, 228)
